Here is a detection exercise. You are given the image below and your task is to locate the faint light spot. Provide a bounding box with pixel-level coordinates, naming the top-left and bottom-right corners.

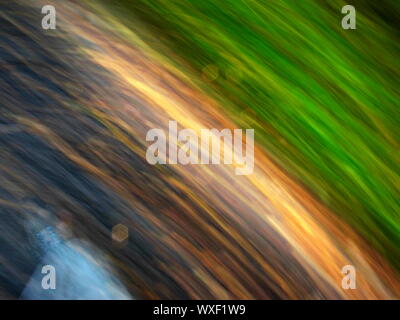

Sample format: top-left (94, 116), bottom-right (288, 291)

top-left (225, 67), bottom-right (243, 83)
top-left (112, 224), bottom-right (129, 243)
top-left (201, 64), bottom-right (219, 82)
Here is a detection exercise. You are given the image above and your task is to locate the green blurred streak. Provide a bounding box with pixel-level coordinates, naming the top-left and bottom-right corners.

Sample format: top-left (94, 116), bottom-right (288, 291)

top-left (98, 1), bottom-right (400, 268)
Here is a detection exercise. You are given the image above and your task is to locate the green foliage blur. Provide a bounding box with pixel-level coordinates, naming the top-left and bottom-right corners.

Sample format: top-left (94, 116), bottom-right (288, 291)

top-left (98, 0), bottom-right (400, 269)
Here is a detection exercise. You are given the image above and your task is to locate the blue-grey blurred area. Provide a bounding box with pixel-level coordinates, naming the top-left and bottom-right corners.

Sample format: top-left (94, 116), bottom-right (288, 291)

top-left (21, 235), bottom-right (131, 300)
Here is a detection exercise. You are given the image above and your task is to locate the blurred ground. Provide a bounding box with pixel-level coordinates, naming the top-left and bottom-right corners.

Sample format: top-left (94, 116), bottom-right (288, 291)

top-left (0, 1), bottom-right (399, 299)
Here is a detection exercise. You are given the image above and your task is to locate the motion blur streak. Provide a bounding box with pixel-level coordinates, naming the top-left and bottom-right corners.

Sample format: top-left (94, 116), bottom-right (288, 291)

top-left (0, 1), bottom-right (398, 299)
